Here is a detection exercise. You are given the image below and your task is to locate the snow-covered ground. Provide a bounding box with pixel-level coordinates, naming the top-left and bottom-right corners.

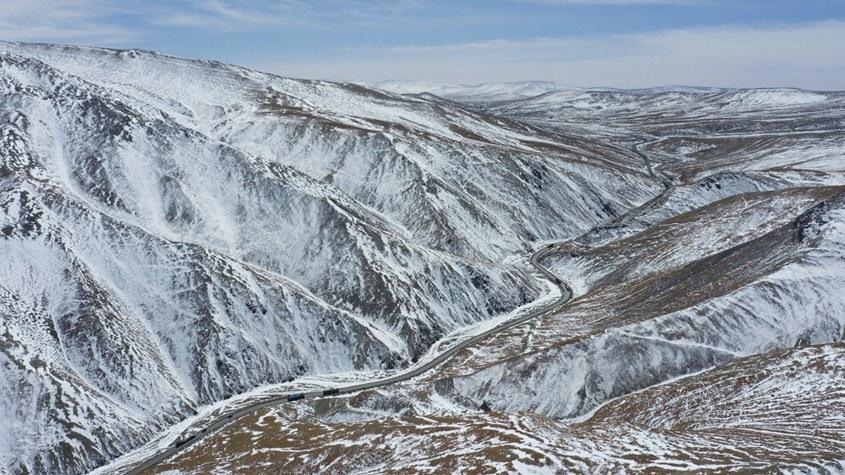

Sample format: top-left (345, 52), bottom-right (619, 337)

top-left (141, 73), bottom-right (845, 474)
top-left (150, 342), bottom-right (845, 474)
top-left (2, 42), bottom-right (845, 475)
top-left (366, 80), bottom-right (569, 103)
top-left (0, 42), bottom-right (657, 474)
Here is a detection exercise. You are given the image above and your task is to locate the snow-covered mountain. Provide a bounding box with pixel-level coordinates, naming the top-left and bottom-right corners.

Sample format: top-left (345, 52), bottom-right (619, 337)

top-left (366, 80), bottom-right (569, 103)
top-left (106, 67), bottom-right (845, 473)
top-left (3, 41), bottom-right (845, 475)
top-left (0, 43), bottom-right (663, 474)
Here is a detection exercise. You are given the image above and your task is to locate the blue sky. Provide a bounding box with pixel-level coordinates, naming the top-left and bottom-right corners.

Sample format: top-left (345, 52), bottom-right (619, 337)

top-left (1, 0), bottom-right (844, 89)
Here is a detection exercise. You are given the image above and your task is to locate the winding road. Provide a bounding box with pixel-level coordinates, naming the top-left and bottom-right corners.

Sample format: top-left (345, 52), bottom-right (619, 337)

top-left (125, 245), bottom-right (573, 474)
top-left (126, 135), bottom-right (682, 475)
top-left (125, 134), bottom-right (687, 474)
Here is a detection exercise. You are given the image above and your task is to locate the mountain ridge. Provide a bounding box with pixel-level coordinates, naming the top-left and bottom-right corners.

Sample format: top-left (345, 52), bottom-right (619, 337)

top-left (1, 41), bottom-right (660, 474)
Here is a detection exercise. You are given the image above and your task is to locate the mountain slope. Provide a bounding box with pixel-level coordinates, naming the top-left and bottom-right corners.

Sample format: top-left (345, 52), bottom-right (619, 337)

top-left (0, 43), bottom-right (659, 474)
top-left (153, 173), bottom-right (845, 475)
top-left (129, 81), bottom-right (845, 474)
top-left (149, 342), bottom-right (845, 474)
top-left (145, 343), bottom-right (845, 474)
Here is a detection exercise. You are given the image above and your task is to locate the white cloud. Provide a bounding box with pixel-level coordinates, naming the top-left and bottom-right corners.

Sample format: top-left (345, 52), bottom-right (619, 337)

top-left (519, 0), bottom-right (706, 4)
top-left (2, 0), bottom-right (841, 90)
top-left (262, 20), bottom-right (845, 90)
top-left (0, 0), bottom-right (136, 44)
top-left (147, 0), bottom-right (309, 30)
top-left (145, 0), bottom-right (415, 31)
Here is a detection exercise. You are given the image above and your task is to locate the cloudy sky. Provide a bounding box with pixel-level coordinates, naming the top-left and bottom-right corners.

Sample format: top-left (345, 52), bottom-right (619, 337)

top-left (1, 0), bottom-right (843, 89)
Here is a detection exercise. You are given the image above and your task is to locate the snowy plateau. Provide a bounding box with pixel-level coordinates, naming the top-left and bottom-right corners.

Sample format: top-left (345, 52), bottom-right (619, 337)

top-left (1, 42), bottom-right (845, 474)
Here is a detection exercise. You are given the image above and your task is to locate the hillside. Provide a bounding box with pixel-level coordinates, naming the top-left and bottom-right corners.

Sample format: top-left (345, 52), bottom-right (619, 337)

top-left (110, 80), bottom-right (845, 473)
top-left (0, 43), bottom-right (660, 474)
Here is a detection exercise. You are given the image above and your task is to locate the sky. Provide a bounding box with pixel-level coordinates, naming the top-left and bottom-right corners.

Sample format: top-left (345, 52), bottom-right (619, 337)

top-left (1, 0), bottom-right (844, 89)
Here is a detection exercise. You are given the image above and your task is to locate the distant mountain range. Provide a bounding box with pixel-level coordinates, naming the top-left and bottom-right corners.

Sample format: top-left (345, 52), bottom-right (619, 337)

top-left (366, 79), bottom-right (830, 105)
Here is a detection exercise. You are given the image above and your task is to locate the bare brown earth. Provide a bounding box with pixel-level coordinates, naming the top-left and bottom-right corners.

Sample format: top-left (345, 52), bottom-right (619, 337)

top-left (153, 342), bottom-right (845, 474)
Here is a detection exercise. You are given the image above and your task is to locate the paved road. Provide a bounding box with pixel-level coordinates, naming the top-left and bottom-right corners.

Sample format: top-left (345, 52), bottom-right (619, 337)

top-left (125, 245), bottom-right (572, 474)
top-left (579, 138), bottom-right (674, 239)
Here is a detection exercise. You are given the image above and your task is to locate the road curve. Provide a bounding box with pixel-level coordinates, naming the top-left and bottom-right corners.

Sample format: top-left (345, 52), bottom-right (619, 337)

top-left (125, 245), bottom-right (572, 474)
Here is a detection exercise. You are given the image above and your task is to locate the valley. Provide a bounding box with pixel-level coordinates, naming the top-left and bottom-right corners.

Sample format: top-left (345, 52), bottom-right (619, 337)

top-left (1, 43), bottom-right (844, 474)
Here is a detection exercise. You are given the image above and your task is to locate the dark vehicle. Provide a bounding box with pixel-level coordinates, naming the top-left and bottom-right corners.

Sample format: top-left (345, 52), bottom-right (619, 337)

top-left (322, 388), bottom-right (340, 396)
top-left (287, 393), bottom-right (304, 402)
top-left (172, 434), bottom-right (195, 448)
